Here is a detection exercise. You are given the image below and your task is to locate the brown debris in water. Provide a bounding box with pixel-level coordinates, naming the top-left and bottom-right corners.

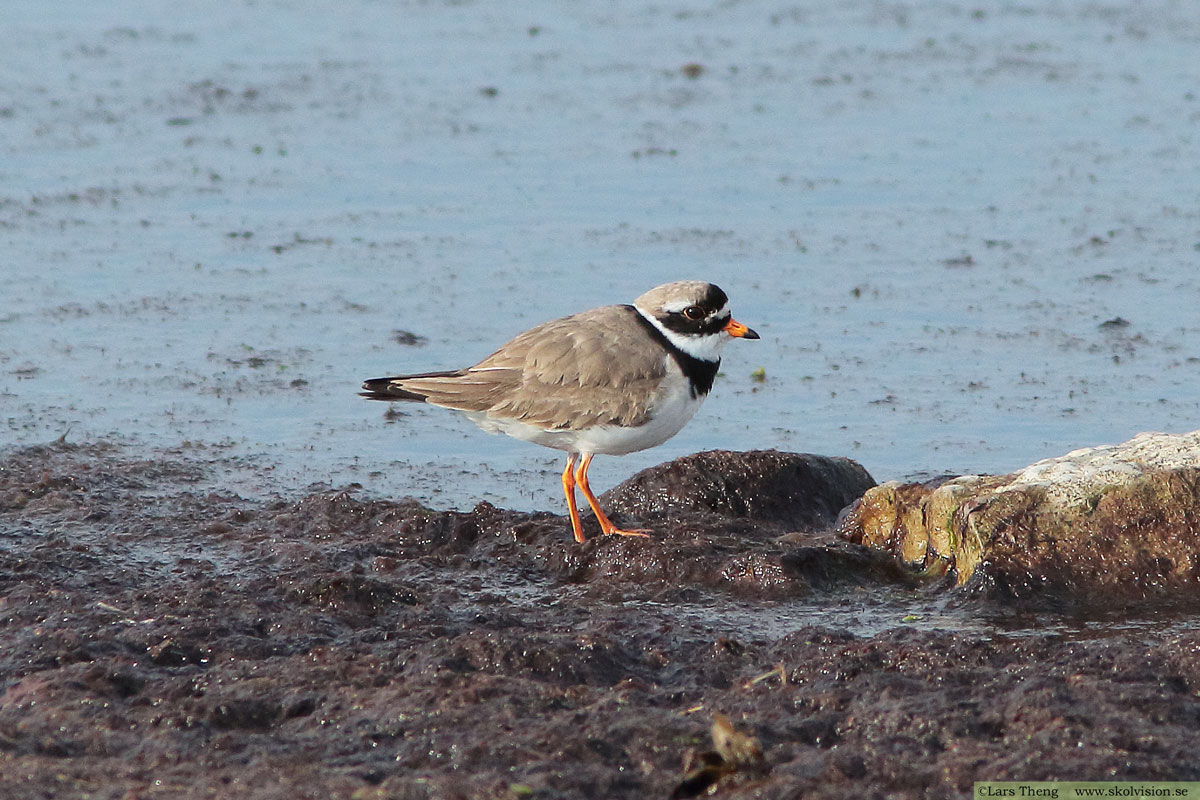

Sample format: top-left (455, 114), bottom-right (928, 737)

top-left (3, 441), bottom-right (1200, 798)
top-left (672, 713), bottom-right (767, 798)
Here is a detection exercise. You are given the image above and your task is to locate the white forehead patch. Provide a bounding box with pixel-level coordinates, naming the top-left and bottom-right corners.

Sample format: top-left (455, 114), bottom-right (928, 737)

top-left (659, 299), bottom-right (693, 314)
top-left (660, 298), bottom-right (728, 317)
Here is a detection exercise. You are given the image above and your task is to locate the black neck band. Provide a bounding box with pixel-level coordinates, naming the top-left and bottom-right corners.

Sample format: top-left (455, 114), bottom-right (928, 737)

top-left (627, 306), bottom-right (719, 397)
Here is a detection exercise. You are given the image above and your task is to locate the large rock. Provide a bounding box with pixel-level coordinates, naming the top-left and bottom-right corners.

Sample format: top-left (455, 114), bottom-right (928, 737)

top-left (839, 431), bottom-right (1200, 601)
top-left (602, 449), bottom-right (875, 530)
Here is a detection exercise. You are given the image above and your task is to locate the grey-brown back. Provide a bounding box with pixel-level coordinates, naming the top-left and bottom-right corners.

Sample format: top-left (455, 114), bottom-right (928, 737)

top-left (361, 305), bottom-right (671, 430)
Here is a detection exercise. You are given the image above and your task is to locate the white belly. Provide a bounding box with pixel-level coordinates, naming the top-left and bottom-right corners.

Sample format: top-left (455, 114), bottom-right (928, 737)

top-left (465, 373), bottom-right (705, 456)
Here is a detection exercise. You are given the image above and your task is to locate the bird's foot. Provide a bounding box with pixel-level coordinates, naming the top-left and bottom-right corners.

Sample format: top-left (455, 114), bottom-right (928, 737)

top-left (601, 525), bottom-right (652, 538)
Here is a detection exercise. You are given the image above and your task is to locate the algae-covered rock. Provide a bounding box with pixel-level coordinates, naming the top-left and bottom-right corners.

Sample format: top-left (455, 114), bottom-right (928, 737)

top-left (839, 431), bottom-right (1200, 601)
top-left (602, 449), bottom-right (875, 530)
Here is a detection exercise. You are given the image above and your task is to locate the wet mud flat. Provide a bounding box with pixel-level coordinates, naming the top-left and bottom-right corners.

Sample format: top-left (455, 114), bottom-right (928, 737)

top-left (2, 443), bottom-right (1199, 799)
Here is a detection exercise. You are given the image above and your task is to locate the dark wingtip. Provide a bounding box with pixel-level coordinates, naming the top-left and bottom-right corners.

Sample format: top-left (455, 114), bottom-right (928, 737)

top-left (359, 377), bottom-right (429, 402)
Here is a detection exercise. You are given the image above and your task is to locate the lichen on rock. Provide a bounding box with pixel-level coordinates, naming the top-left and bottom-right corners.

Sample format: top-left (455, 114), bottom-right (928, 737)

top-left (839, 431), bottom-right (1200, 602)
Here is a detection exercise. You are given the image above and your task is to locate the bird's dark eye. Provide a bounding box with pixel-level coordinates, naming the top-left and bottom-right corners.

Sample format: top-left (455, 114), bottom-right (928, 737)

top-left (682, 305), bottom-right (705, 321)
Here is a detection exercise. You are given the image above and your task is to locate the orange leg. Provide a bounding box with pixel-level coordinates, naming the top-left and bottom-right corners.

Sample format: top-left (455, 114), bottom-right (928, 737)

top-left (561, 453), bottom-right (586, 543)
top-left (575, 452), bottom-right (651, 538)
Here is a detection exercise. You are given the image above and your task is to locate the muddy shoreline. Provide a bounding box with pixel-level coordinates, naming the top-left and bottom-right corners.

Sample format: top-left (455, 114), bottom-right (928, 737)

top-left (2, 442), bottom-right (1198, 798)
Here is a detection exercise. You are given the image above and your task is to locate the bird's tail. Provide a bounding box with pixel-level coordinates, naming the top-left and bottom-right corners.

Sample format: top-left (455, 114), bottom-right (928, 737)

top-left (359, 370), bottom-right (465, 402)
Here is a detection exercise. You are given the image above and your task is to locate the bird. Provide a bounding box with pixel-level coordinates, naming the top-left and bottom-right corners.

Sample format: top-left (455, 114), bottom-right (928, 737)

top-left (360, 281), bottom-right (759, 542)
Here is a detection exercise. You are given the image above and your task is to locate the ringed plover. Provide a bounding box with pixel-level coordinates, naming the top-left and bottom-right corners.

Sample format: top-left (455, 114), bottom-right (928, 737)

top-left (361, 280), bottom-right (758, 542)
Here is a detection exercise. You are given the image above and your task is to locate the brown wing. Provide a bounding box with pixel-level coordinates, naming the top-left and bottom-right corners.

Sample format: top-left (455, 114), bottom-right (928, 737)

top-left (372, 305), bottom-right (668, 430)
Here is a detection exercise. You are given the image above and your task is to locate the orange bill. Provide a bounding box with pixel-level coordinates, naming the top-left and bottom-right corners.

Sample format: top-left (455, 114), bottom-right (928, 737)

top-left (723, 318), bottom-right (760, 339)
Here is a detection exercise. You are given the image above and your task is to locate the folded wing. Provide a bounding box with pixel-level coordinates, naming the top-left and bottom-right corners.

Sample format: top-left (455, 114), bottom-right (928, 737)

top-left (361, 305), bottom-right (668, 430)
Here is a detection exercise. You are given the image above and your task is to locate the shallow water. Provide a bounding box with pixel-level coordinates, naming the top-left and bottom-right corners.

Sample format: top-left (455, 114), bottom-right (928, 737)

top-left (4, 0), bottom-right (1200, 512)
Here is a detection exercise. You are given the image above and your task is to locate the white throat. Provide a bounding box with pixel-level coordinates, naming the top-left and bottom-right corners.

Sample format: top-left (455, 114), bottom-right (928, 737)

top-left (635, 307), bottom-right (727, 363)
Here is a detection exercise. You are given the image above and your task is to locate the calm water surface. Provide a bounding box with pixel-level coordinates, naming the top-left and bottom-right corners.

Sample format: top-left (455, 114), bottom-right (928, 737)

top-left (4, 1), bottom-right (1199, 512)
